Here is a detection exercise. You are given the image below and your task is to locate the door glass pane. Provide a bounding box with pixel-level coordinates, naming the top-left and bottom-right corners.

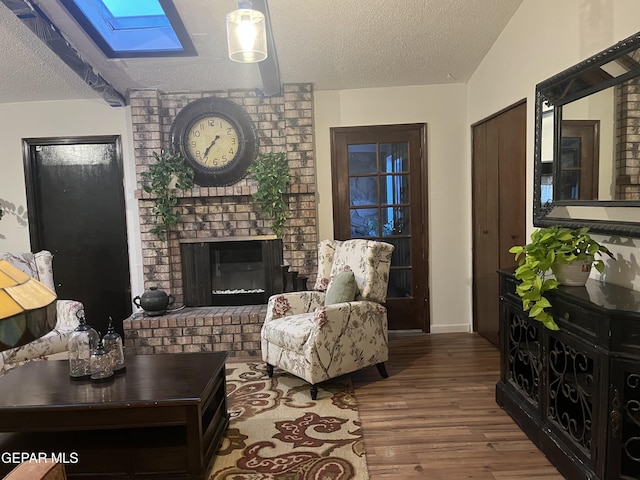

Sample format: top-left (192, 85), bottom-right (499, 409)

top-left (381, 207), bottom-right (410, 236)
top-left (387, 238), bottom-right (411, 266)
top-left (350, 208), bottom-right (379, 237)
top-left (559, 171), bottom-right (580, 200)
top-left (349, 177), bottom-right (378, 206)
top-left (348, 144), bottom-right (377, 174)
top-left (380, 174), bottom-right (409, 204)
top-left (388, 270), bottom-right (411, 298)
top-left (380, 143), bottom-right (409, 172)
top-left (561, 138), bottom-right (581, 168)
top-left (347, 141), bottom-right (412, 300)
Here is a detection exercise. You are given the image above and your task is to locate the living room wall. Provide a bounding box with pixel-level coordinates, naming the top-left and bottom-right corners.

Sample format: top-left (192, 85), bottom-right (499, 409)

top-left (0, 99), bottom-right (145, 301)
top-left (1, 0), bottom-right (639, 335)
top-left (467, 0), bottom-right (640, 292)
top-left (314, 84), bottom-right (470, 334)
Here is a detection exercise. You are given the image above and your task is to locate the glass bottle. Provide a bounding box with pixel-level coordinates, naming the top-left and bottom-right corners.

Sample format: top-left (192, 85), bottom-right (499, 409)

top-left (102, 317), bottom-right (125, 373)
top-left (90, 333), bottom-right (114, 381)
top-left (68, 310), bottom-right (99, 379)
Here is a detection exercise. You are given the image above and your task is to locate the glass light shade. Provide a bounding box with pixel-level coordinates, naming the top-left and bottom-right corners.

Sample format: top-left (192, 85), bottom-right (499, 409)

top-left (102, 319), bottom-right (125, 372)
top-left (0, 259), bottom-right (57, 352)
top-left (226, 8), bottom-right (267, 63)
top-left (68, 313), bottom-right (99, 379)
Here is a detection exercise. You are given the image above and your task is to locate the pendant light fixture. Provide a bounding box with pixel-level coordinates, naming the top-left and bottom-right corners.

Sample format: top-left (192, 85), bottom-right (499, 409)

top-left (226, 1), bottom-right (267, 63)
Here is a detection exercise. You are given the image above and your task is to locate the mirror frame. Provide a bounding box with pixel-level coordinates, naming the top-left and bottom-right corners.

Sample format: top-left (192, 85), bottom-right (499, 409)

top-left (534, 31), bottom-right (640, 237)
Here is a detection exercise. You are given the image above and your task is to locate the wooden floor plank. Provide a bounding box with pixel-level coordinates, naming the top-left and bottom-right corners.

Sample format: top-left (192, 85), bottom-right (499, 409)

top-left (351, 332), bottom-right (565, 480)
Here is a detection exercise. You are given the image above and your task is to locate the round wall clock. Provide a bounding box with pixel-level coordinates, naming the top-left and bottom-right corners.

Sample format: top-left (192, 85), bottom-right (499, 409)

top-left (170, 97), bottom-right (258, 186)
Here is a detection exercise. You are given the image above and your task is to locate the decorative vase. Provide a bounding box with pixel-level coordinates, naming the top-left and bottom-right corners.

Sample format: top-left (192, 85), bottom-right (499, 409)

top-left (133, 287), bottom-right (175, 316)
top-left (554, 259), bottom-right (593, 286)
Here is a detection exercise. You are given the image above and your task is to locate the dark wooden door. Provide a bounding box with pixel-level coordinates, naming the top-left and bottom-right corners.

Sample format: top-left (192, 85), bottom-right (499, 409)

top-left (472, 102), bottom-right (526, 347)
top-left (330, 124), bottom-right (428, 331)
top-left (23, 136), bottom-right (132, 336)
top-left (558, 120), bottom-right (600, 200)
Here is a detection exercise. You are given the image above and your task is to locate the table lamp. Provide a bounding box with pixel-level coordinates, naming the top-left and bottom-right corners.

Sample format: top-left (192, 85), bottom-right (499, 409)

top-left (0, 259), bottom-right (56, 352)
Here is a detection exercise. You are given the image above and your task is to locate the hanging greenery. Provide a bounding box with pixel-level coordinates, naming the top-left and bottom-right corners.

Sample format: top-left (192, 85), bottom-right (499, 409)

top-left (141, 150), bottom-right (194, 242)
top-left (247, 152), bottom-right (290, 238)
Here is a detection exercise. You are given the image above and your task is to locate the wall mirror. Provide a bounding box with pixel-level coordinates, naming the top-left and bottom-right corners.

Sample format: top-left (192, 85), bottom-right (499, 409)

top-left (534, 31), bottom-right (640, 236)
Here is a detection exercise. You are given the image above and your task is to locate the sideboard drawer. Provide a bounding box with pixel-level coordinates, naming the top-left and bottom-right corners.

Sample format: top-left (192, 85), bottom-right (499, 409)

top-left (550, 296), bottom-right (599, 340)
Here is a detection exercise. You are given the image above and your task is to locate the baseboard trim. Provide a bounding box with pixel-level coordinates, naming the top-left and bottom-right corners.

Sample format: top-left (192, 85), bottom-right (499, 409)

top-left (429, 324), bottom-right (472, 334)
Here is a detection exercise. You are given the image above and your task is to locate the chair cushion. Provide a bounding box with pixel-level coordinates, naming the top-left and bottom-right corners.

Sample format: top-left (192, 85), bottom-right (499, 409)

top-left (261, 313), bottom-right (316, 352)
top-left (325, 270), bottom-right (358, 305)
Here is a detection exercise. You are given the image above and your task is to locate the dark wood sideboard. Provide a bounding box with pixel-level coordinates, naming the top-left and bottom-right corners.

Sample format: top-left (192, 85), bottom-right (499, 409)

top-left (497, 269), bottom-right (640, 480)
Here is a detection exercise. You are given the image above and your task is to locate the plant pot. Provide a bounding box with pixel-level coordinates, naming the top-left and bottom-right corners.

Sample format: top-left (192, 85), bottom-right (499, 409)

top-left (554, 259), bottom-right (593, 286)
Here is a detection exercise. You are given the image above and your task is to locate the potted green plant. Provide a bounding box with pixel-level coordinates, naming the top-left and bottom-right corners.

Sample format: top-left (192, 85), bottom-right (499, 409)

top-left (509, 226), bottom-right (614, 330)
top-left (141, 150), bottom-right (194, 241)
top-left (247, 152), bottom-right (290, 238)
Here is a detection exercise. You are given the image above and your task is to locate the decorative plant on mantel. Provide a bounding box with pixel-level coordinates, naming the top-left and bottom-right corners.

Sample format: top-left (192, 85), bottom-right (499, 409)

top-left (247, 152), bottom-right (290, 238)
top-left (141, 150), bottom-right (194, 241)
top-left (509, 226), bottom-right (613, 330)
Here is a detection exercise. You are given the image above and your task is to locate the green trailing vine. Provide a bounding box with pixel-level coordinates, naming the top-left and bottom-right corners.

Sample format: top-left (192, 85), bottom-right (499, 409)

top-left (247, 152), bottom-right (290, 238)
top-left (509, 226), bottom-right (613, 330)
top-left (141, 150), bottom-right (194, 241)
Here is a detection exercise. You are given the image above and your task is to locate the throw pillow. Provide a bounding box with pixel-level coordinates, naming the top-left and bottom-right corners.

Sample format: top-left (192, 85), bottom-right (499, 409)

top-left (325, 270), bottom-right (358, 305)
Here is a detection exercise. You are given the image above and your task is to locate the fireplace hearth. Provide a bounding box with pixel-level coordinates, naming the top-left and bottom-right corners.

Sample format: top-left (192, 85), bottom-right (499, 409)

top-left (180, 236), bottom-right (284, 307)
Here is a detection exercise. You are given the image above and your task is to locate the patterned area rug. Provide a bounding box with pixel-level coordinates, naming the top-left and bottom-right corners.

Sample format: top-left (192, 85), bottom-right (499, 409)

top-left (209, 361), bottom-right (370, 480)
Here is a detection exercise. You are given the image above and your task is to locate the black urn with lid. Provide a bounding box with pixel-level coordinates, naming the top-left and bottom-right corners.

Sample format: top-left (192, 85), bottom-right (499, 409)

top-left (133, 287), bottom-right (175, 316)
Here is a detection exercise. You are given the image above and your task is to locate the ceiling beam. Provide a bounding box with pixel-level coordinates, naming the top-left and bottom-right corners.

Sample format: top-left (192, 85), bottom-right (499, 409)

top-left (1, 0), bottom-right (126, 107)
top-left (244, 0), bottom-right (281, 97)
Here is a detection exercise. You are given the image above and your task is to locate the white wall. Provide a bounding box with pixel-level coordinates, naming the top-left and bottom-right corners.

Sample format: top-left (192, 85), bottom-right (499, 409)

top-left (468, 0), bottom-right (640, 291)
top-left (0, 100), bottom-right (143, 299)
top-left (314, 85), bottom-right (471, 333)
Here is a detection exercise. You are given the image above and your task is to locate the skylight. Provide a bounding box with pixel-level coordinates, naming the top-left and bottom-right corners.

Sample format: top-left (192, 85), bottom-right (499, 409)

top-left (60, 0), bottom-right (196, 58)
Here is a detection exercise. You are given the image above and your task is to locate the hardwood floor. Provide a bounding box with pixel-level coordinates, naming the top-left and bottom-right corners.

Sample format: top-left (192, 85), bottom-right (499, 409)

top-left (351, 332), bottom-right (565, 480)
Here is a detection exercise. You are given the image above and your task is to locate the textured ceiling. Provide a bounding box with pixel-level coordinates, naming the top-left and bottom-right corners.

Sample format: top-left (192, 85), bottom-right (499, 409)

top-left (0, 0), bottom-right (524, 105)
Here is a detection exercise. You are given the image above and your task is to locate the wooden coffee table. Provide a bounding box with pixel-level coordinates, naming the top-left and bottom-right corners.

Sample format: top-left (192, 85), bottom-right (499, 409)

top-left (0, 352), bottom-right (228, 479)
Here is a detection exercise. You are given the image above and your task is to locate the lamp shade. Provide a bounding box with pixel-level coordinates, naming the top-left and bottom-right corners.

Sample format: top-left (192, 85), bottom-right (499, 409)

top-left (226, 8), bottom-right (267, 63)
top-left (0, 259), bottom-right (56, 352)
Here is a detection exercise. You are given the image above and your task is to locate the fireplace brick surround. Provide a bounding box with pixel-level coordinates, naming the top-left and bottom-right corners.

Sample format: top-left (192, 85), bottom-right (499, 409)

top-left (131, 83), bottom-right (318, 301)
top-left (125, 84), bottom-right (319, 355)
top-left (123, 305), bottom-right (266, 358)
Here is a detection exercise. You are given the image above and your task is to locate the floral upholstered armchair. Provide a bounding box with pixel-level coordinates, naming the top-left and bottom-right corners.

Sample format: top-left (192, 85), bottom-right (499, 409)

top-left (0, 251), bottom-right (82, 376)
top-left (261, 239), bottom-right (394, 399)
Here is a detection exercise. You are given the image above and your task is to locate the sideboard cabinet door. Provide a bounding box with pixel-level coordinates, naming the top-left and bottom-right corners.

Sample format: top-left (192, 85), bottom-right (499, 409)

top-left (545, 331), bottom-right (600, 470)
top-left (502, 302), bottom-right (542, 408)
top-left (608, 359), bottom-right (640, 479)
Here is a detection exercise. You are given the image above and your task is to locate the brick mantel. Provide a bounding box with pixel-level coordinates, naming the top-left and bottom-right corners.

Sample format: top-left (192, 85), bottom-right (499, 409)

top-left (129, 84), bottom-right (319, 306)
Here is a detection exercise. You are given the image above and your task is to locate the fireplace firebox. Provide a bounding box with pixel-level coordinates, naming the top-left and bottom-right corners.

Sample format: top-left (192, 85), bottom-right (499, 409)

top-left (180, 237), bottom-right (284, 307)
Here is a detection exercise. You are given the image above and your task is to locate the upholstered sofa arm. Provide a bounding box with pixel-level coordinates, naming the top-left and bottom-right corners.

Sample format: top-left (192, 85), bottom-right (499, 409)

top-left (265, 291), bottom-right (326, 322)
top-left (56, 300), bottom-right (83, 331)
top-left (305, 300), bottom-right (388, 376)
top-left (309, 300), bottom-right (387, 345)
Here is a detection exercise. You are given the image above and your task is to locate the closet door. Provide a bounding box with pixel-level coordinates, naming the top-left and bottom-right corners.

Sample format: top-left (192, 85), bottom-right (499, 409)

top-left (472, 101), bottom-right (526, 347)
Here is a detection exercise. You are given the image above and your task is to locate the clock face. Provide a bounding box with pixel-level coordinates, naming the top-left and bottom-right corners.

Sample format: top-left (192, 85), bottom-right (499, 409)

top-left (186, 115), bottom-right (239, 169)
top-left (170, 97), bottom-right (258, 187)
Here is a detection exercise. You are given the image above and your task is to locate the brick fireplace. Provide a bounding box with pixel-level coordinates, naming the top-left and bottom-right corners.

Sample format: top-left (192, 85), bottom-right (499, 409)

top-left (130, 84), bottom-right (318, 304)
top-left (123, 84), bottom-right (320, 356)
